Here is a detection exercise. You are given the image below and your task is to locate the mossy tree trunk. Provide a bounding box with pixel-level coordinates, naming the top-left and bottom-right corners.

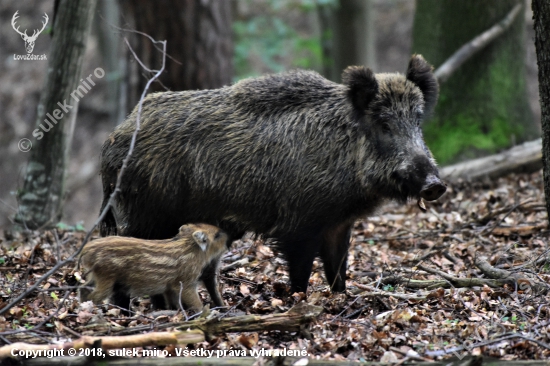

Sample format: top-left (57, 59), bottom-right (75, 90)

top-left (532, 0), bottom-right (550, 221)
top-left (412, 0), bottom-right (537, 164)
top-left (120, 0), bottom-right (233, 111)
top-left (14, 0), bottom-right (97, 229)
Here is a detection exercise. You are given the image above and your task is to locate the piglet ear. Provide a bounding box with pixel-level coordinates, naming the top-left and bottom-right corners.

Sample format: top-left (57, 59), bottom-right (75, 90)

top-left (406, 54), bottom-right (439, 115)
top-left (192, 231), bottom-right (208, 251)
top-left (342, 66), bottom-right (378, 112)
top-left (178, 224), bottom-right (194, 238)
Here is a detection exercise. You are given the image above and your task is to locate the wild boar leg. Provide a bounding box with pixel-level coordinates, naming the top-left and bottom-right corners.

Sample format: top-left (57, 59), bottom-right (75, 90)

top-left (200, 259), bottom-right (224, 307)
top-left (320, 222), bottom-right (352, 292)
top-left (278, 229), bottom-right (323, 294)
top-left (112, 282), bottom-right (132, 315)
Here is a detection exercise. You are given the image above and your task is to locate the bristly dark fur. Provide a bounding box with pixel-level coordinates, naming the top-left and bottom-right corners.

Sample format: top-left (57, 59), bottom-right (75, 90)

top-left (342, 66), bottom-right (379, 112)
top-left (99, 55), bottom-right (445, 294)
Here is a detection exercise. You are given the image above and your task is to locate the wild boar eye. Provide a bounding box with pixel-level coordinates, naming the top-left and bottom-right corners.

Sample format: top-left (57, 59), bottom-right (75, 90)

top-left (381, 122), bottom-right (391, 134)
top-left (415, 111), bottom-right (423, 125)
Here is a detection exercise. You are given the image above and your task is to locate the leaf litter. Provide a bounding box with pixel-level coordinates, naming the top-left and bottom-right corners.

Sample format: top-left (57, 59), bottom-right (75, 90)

top-left (1, 169), bottom-right (549, 361)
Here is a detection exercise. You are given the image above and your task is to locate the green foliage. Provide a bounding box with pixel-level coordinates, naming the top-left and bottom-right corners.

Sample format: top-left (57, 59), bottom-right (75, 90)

top-left (424, 114), bottom-right (523, 165)
top-left (424, 50), bottom-right (527, 165)
top-left (294, 0), bottom-right (338, 11)
top-left (56, 222), bottom-right (70, 231)
top-left (55, 221), bottom-right (86, 232)
top-left (233, 0), bottom-right (334, 80)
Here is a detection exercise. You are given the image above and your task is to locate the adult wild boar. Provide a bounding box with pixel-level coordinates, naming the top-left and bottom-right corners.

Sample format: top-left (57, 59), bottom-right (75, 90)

top-left (99, 54), bottom-right (446, 295)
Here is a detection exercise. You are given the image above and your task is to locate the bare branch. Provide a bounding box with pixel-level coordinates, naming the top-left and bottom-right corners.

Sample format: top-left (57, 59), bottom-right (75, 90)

top-left (0, 330), bottom-right (204, 359)
top-left (434, 3), bottom-right (522, 83)
top-left (440, 138), bottom-right (542, 182)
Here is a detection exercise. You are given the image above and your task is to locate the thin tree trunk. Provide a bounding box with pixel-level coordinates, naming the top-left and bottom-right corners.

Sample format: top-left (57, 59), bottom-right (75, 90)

top-left (14, 0), bottom-right (97, 229)
top-left (121, 0), bottom-right (233, 110)
top-left (319, 0), bottom-right (376, 81)
top-left (412, 0), bottom-right (536, 164)
top-left (532, 0), bottom-right (550, 221)
top-left (95, 0), bottom-right (123, 127)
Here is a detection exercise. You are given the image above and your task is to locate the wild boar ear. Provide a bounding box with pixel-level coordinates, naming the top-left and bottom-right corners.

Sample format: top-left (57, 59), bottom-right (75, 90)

top-left (192, 231), bottom-right (208, 252)
top-left (342, 66), bottom-right (378, 112)
top-left (406, 54), bottom-right (439, 115)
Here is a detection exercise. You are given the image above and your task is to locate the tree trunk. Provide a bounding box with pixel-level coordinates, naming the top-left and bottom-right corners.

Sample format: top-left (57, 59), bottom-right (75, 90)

top-left (319, 0), bottom-right (376, 81)
top-left (533, 0), bottom-right (550, 222)
top-left (412, 0), bottom-right (537, 164)
top-left (14, 0), bottom-right (97, 229)
top-left (95, 0), bottom-right (123, 127)
top-left (440, 138), bottom-right (542, 182)
top-left (120, 0), bottom-right (233, 110)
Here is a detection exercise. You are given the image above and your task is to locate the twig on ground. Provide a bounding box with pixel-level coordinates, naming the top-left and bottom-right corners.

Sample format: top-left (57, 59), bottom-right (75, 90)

top-left (0, 330), bottom-right (204, 359)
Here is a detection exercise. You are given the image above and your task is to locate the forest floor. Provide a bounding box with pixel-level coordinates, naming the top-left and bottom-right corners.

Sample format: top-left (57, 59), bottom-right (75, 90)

top-left (1, 169), bottom-right (549, 363)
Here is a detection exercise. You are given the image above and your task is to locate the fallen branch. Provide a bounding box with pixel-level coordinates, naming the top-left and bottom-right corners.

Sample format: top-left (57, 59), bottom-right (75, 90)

top-left (0, 330), bottom-right (204, 360)
top-left (74, 302), bottom-right (323, 337)
top-left (472, 253), bottom-right (548, 294)
top-left (489, 222), bottom-right (547, 237)
top-left (351, 283), bottom-right (428, 301)
top-left (184, 301), bottom-right (322, 336)
top-left (416, 264), bottom-right (518, 289)
top-left (352, 260), bottom-right (548, 294)
top-left (3, 303), bottom-right (322, 361)
top-left (434, 3), bottom-right (522, 83)
top-left (398, 248), bottom-right (550, 295)
top-left (9, 356), bottom-right (532, 366)
top-left (440, 139), bottom-right (542, 183)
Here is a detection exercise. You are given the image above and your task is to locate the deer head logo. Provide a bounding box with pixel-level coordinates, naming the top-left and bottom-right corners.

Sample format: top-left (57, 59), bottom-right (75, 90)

top-left (12, 11), bottom-right (49, 54)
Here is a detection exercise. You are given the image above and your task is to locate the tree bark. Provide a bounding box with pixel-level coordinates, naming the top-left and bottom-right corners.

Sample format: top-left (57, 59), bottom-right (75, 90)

top-left (95, 0), bottom-right (123, 127)
top-left (121, 0), bottom-right (233, 111)
top-left (14, 0), bottom-right (97, 229)
top-left (533, 0), bottom-right (550, 222)
top-left (439, 138), bottom-right (542, 182)
top-left (319, 0), bottom-right (376, 81)
top-left (412, 0), bottom-right (537, 164)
